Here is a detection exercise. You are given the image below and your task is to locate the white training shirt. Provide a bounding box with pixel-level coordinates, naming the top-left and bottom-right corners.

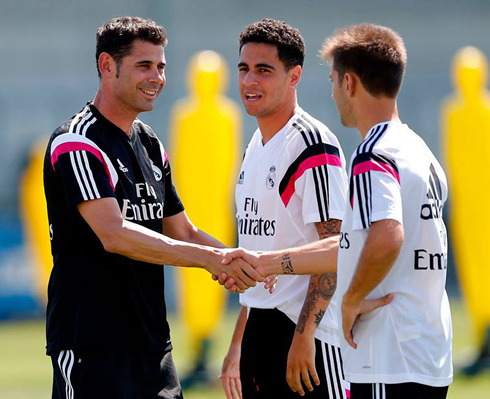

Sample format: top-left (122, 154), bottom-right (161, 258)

top-left (237, 107), bottom-right (348, 345)
top-left (336, 121), bottom-right (453, 386)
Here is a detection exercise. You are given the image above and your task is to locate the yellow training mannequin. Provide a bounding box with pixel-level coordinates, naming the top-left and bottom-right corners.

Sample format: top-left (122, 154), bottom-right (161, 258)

top-left (442, 46), bottom-right (490, 348)
top-left (169, 50), bottom-right (242, 370)
top-left (20, 137), bottom-right (51, 303)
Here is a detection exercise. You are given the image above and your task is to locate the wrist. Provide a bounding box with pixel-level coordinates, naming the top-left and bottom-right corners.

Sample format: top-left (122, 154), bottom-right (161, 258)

top-left (294, 326), bottom-right (316, 339)
top-left (201, 247), bottom-right (223, 271)
top-left (256, 251), bottom-right (276, 275)
top-left (342, 290), bottom-right (364, 307)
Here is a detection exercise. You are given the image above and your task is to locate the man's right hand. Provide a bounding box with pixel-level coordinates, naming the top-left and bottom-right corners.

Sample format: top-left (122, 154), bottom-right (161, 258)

top-left (219, 344), bottom-right (243, 399)
top-left (207, 249), bottom-right (265, 291)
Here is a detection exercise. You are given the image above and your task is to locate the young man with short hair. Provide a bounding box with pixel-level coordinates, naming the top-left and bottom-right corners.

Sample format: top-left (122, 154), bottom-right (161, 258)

top-left (321, 23), bottom-right (453, 399)
top-left (43, 16), bottom-right (262, 399)
top-left (220, 19), bottom-right (349, 399)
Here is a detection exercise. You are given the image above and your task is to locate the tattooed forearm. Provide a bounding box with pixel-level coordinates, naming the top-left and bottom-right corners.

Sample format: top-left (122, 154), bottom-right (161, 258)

top-left (281, 253), bottom-right (294, 274)
top-left (296, 290), bottom-right (320, 334)
top-left (314, 309), bottom-right (325, 327)
top-left (318, 272), bottom-right (337, 300)
top-left (296, 273), bottom-right (336, 334)
top-left (296, 282), bottom-right (319, 334)
top-left (315, 218), bottom-right (342, 239)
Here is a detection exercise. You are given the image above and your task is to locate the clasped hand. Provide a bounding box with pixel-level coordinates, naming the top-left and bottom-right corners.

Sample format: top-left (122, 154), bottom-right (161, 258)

top-left (212, 248), bottom-right (277, 294)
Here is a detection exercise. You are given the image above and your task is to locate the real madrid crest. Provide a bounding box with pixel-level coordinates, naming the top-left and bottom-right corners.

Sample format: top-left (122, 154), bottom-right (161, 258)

top-left (150, 159), bottom-right (163, 181)
top-left (266, 165), bottom-right (276, 189)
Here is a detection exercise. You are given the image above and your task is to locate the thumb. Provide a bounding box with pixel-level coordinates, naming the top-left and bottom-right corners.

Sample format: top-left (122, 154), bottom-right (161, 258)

top-left (222, 249), bottom-right (245, 264)
top-left (360, 294), bottom-right (394, 314)
top-left (222, 253), bottom-right (234, 265)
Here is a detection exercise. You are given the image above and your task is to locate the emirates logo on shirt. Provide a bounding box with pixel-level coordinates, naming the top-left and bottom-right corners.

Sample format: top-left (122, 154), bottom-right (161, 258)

top-left (266, 165), bottom-right (276, 190)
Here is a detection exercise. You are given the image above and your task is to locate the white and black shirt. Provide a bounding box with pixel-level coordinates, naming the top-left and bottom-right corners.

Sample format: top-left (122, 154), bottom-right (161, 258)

top-left (336, 121), bottom-right (453, 386)
top-left (237, 107), bottom-right (348, 345)
top-left (44, 103), bottom-right (184, 356)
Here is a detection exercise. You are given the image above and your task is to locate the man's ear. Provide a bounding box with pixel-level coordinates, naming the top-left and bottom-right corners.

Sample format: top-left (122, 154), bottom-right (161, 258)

top-left (98, 52), bottom-right (117, 78)
top-left (289, 65), bottom-right (302, 88)
top-left (343, 72), bottom-right (357, 97)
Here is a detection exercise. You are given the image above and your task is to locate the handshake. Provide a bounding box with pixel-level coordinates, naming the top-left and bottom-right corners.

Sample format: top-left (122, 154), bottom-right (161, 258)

top-left (208, 248), bottom-right (279, 294)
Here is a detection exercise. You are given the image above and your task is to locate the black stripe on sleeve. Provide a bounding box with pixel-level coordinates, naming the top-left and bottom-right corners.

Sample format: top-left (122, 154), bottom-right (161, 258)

top-left (278, 143), bottom-right (340, 196)
top-left (355, 174), bottom-right (367, 229)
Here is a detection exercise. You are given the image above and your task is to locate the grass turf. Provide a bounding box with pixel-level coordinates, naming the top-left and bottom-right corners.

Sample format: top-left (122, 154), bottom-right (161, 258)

top-left (0, 300), bottom-right (488, 398)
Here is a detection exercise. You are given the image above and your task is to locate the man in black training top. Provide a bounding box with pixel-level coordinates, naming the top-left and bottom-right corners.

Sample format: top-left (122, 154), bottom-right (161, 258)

top-left (43, 16), bottom-right (262, 399)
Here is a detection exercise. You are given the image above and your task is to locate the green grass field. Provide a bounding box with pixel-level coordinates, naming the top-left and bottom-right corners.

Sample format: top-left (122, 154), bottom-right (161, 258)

top-left (0, 300), bottom-right (488, 399)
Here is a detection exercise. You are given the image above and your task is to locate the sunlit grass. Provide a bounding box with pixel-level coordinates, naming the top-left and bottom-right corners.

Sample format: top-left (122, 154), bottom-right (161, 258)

top-left (0, 299), bottom-right (489, 398)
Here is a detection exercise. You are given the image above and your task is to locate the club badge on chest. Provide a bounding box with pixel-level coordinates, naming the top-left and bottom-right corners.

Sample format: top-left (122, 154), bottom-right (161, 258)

top-left (266, 165), bottom-right (276, 190)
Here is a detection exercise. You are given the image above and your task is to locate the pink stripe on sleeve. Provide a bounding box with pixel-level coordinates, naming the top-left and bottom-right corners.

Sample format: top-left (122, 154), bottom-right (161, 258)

top-left (51, 142), bottom-right (115, 191)
top-left (280, 153), bottom-right (342, 207)
top-left (353, 159), bottom-right (400, 184)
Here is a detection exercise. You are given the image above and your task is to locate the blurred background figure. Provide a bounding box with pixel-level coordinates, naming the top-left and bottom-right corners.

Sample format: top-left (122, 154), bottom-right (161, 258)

top-left (20, 137), bottom-right (51, 305)
top-left (442, 46), bottom-right (490, 375)
top-left (169, 50), bottom-right (242, 388)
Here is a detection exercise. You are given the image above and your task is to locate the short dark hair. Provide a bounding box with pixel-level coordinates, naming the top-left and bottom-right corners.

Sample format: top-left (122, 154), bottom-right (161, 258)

top-left (239, 18), bottom-right (305, 71)
top-left (96, 16), bottom-right (167, 78)
top-left (321, 23), bottom-right (407, 98)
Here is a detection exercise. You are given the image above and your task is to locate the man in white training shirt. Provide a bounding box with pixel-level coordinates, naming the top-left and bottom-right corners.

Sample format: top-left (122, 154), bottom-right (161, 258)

top-left (219, 18), bottom-right (350, 399)
top-left (321, 24), bottom-right (453, 399)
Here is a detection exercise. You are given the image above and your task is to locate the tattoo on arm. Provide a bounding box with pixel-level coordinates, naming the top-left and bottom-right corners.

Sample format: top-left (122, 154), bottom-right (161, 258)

top-left (318, 272), bottom-right (337, 301)
top-left (314, 309), bottom-right (325, 327)
top-left (296, 280), bottom-right (319, 334)
top-left (296, 273), bottom-right (337, 334)
top-left (315, 218), bottom-right (342, 239)
top-left (281, 253), bottom-right (294, 274)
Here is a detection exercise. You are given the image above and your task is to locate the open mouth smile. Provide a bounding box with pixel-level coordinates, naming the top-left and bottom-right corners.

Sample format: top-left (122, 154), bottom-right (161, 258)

top-left (244, 93), bottom-right (262, 102)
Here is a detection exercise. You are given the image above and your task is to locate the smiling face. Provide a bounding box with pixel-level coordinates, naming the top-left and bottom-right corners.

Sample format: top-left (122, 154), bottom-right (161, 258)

top-left (238, 42), bottom-right (296, 119)
top-left (110, 39), bottom-right (166, 117)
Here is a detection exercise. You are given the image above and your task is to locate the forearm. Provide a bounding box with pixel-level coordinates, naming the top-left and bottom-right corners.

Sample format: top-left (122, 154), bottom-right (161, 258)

top-left (180, 226), bottom-right (227, 249)
top-left (258, 236), bottom-right (339, 276)
top-left (106, 219), bottom-right (222, 269)
top-left (229, 306), bottom-right (248, 348)
top-left (296, 273), bottom-right (337, 336)
top-left (344, 219), bottom-right (403, 305)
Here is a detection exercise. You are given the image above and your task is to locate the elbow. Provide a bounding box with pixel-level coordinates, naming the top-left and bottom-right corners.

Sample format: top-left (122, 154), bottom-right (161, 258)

top-left (99, 230), bottom-right (124, 254)
top-left (384, 223), bottom-right (404, 259)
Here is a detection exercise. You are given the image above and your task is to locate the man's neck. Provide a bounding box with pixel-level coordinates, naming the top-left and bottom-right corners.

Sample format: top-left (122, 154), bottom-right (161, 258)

top-left (356, 99), bottom-right (400, 139)
top-left (93, 89), bottom-right (137, 136)
top-left (257, 101), bottom-right (297, 145)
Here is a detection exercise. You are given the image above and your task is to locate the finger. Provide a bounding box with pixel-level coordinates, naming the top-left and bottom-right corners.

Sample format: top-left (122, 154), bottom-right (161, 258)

top-left (286, 366), bottom-right (296, 393)
top-left (212, 274), bottom-right (218, 281)
top-left (301, 366), bottom-right (313, 393)
top-left (224, 278), bottom-right (236, 289)
top-left (229, 378), bottom-right (238, 399)
top-left (310, 363), bottom-right (320, 386)
top-left (232, 262), bottom-right (259, 288)
top-left (360, 293), bottom-right (394, 314)
top-left (235, 258), bottom-right (264, 283)
top-left (236, 377), bottom-right (243, 399)
top-left (263, 275), bottom-right (276, 288)
top-left (344, 326), bottom-right (357, 349)
top-left (288, 365), bottom-right (304, 396)
top-left (217, 272), bottom-right (229, 285)
top-left (219, 375), bottom-right (232, 399)
top-left (222, 249), bottom-right (245, 265)
top-left (268, 284), bottom-right (276, 294)
top-left (233, 274), bottom-right (251, 290)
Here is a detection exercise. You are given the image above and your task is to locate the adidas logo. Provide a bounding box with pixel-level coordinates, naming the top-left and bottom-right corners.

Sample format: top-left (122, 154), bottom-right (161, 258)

top-left (117, 159), bottom-right (128, 173)
top-left (237, 170), bottom-right (245, 184)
